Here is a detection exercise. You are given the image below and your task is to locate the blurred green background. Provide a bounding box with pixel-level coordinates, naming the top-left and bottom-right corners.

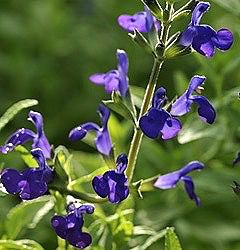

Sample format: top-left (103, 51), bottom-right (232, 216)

top-left (0, 0), bottom-right (240, 249)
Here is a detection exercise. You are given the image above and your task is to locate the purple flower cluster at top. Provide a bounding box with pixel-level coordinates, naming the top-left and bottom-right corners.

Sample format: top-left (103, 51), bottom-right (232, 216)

top-left (89, 50), bottom-right (129, 97)
top-left (118, 7), bottom-right (160, 33)
top-left (140, 75), bottom-right (216, 140)
top-left (69, 104), bottom-right (113, 156)
top-left (0, 111), bottom-right (51, 159)
top-left (0, 148), bottom-right (53, 200)
top-left (180, 1), bottom-right (233, 57)
top-left (51, 203), bottom-right (94, 249)
top-left (92, 153), bottom-right (129, 203)
top-left (154, 161), bottom-right (204, 205)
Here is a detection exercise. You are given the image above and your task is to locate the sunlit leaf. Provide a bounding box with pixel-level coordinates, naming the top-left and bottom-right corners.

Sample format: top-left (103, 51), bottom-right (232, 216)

top-left (0, 239), bottom-right (44, 250)
top-left (165, 227), bottom-right (182, 250)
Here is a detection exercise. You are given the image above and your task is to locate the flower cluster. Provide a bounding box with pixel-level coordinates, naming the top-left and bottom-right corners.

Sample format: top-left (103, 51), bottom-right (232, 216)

top-left (51, 203), bottom-right (94, 248)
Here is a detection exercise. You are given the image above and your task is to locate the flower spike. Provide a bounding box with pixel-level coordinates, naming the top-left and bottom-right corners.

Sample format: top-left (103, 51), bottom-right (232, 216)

top-left (118, 7), bottom-right (160, 33)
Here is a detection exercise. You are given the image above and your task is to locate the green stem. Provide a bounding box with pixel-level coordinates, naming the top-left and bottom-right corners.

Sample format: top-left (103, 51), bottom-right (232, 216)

top-left (49, 185), bottom-right (107, 204)
top-left (126, 59), bottom-right (163, 183)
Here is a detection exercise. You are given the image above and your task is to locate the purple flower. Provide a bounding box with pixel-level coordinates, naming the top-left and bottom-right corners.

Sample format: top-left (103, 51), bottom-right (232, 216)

top-left (0, 111), bottom-right (51, 159)
top-left (154, 161), bottom-right (204, 206)
top-left (118, 7), bottom-right (160, 33)
top-left (0, 148), bottom-right (53, 200)
top-left (51, 203), bottom-right (94, 249)
top-left (139, 87), bottom-right (182, 140)
top-left (89, 50), bottom-right (129, 97)
top-left (180, 2), bottom-right (233, 57)
top-left (69, 104), bottom-right (113, 156)
top-left (92, 154), bottom-right (129, 203)
top-left (170, 75), bottom-right (216, 124)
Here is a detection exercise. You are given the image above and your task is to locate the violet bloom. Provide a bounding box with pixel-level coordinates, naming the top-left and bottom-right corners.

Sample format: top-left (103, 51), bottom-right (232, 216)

top-left (0, 111), bottom-right (51, 159)
top-left (0, 148), bottom-right (53, 200)
top-left (171, 75), bottom-right (216, 124)
top-left (51, 203), bottom-right (94, 249)
top-left (118, 7), bottom-right (160, 33)
top-left (154, 161), bottom-right (204, 206)
top-left (89, 50), bottom-right (129, 97)
top-left (139, 87), bottom-right (182, 140)
top-left (92, 153), bottom-right (129, 203)
top-left (180, 1), bottom-right (233, 57)
top-left (69, 104), bottom-right (113, 156)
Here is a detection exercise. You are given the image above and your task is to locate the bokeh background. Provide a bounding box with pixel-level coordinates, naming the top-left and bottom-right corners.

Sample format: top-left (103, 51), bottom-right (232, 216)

top-left (0, 0), bottom-right (240, 249)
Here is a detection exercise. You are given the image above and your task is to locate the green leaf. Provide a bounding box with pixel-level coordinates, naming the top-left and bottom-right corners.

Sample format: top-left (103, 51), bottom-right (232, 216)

top-left (0, 239), bottom-right (44, 250)
top-left (0, 99), bottom-right (38, 132)
top-left (129, 85), bottom-right (144, 109)
top-left (53, 145), bottom-right (70, 182)
top-left (15, 146), bottom-right (38, 168)
top-left (131, 229), bottom-right (167, 250)
top-left (5, 196), bottom-right (54, 239)
top-left (165, 227), bottom-right (182, 250)
top-left (103, 91), bottom-right (137, 125)
top-left (212, 0), bottom-right (240, 17)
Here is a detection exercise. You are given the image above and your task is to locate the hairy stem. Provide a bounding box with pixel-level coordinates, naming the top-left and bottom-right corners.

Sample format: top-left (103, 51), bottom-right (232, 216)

top-left (126, 59), bottom-right (163, 183)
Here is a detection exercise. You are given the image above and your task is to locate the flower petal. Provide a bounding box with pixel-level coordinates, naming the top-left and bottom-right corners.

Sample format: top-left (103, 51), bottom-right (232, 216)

top-left (89, 73), bottom-right (106, 85)
top-left (67, 230), bottom-right (92, 249)
top-left (192, 25), bottom-right (216, 57)
top-left (92, 175), bottom-right (110, 198)
top-left (191, 95), bottom-right (216, 124)
top-left (161, 118), bottom-right (182, 140)
top-left (152, 87), bottom-right (166, 109)
top-left (0, 168), bottom-right (23, 194)
top-left (191, 2), bottom-right (210, 26)
top-left (118, 12), bottom-right (151, 33)
top-left (170, 94), bottom-right (193, 116)
top-left (180, 26), bottom-right (198, 47)
top-left (0, 128), bottom-right (35, 154)
top-left (51, 215), bottom-right (68, 239)
top-left (213, 28), bottom-right (234, 51)
top-left (139, 108), bottom-right (170, 139)
top-left (78, 204), bottom-right (95, 215)
top-left (69, 122), bottom-right (100, 141)
top-left (181, 175), bottom-right (201, 206)
top-left (116, 153), bottom-right (128, 174)
top-left (96, 129), bottom-right (112, 156)
top-left (154, 161), bottom-right (204, 189)
top-left (117, 49), bottom-right (128, 75)
top-left (28, 111), bottom-right (51, 158)
top-left (104, 70), bottom-right (120, 94)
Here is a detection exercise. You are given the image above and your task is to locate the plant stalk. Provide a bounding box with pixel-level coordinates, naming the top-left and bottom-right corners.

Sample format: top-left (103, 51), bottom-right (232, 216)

top-left (126, 59), bottom-right (163, 183)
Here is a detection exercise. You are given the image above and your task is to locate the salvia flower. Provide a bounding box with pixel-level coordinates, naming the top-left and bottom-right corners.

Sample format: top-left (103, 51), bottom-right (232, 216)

top-left (0, 148), bottom-right (53, 200)
top-left (180, 1), bottom-right (233, 57)
top-left (89, 49), bottom-right (129, 97)
top-left (0, 111), bottom-right (51, 158)
top-left (170, 75), bottom-right (216, 124)
top-left (69, 104), bottom-right (113, 156)
top-left (92, 153), bottom-right (129, 203)
top-left (139, 87), bottom-right (182, 140)
top-left (51, 203), bottom-right (94, 249)
top-left (154, 161), bottom-right (204, 206)
top-left (118, 7), bottom-right (160, 33)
